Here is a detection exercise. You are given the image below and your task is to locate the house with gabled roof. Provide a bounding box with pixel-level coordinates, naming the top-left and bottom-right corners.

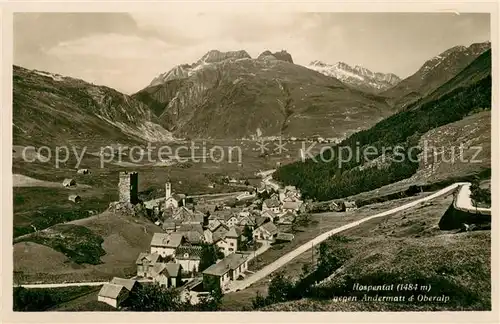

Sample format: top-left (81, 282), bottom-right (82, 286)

top-left (261, 209), bottom-right (277, 222)
top-left (253, 222), bottom-right (278, 242)
top-left (98, 277), bottom-right (138, 308)
top-left (277, 211), bottom-right (296, 225)
top-left (202, 253), bottom-right (249, 291)
top-left (150, 232), bottom-right (184, 257)
top-left (151, 262), bottom-right (182, 288)
top-left (281, 201), bottom-right (302, 213)
top-left (262, 198), bottom-right (281, 213)
top-left (136, 252), bottom-right (160, 278)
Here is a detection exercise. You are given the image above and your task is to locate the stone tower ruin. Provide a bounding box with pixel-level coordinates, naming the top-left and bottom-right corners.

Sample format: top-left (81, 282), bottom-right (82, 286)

top-left (119, 171), bottom-right (138, 204)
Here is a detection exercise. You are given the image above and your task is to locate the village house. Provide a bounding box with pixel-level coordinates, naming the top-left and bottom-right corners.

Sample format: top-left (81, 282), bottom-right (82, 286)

top-left (174, 245), bottom-right (203, 273)
top-left (261, 209), bottom-right (277, 222)
top-left (238, 215), bottom-right (256, 228)
top-left (150, 232), bottom-right (184, 257)
top-left (162, 220), bottom-right (179, 234)
top-left (204, 221), bottom-right (228, 244)
top-left (62, 178), bottom-right (76, 187)
top-left (217, 227), bottom-right (242, 256)
top-left (262, 198), bottom-right (281, 213)
top-left (202, 253), bottom-right (249, 291)
top-left (97, 277), bottom-right (138, 309)
top-left (208, 209), bottom-right (238, 227)
top-left (77, 168), bottom-right (90, 174)
top-left (281, 201), bottom-right (302, 214)
top-left (151, 263), bottom-right (182, 288)
top-left (253, 222), bottom-right (279, 242)
top-left (172, 207), bottom-right (205, 225)
top-left (135, 252), bottom-right (160, 278)
top-left (277, 211), bottom-right (296, 225)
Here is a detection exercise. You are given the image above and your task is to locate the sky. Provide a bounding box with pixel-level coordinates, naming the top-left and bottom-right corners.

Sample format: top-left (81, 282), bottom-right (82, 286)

top-left (14, 12), bottom-right (490, 94)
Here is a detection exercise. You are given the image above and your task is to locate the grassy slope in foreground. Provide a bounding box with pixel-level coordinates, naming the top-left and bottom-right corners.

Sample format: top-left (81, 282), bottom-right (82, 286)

top-left (13, 211), bottom-right (164, 284)
top-left (261, 194), bottom-right (490, 311)
top-left (273, 50), bottom-right (491, 201)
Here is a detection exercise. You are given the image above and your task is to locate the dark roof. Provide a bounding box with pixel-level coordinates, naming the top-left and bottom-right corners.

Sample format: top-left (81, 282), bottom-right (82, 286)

top-left (179, 230), bottom-right (204, 244)
top-left (207, 220), bottom-right (224, 232)
top-left (262, 210), bottom-right (277, 219)
top-left (162, 221), bottom-right (177, 231)
top-left (208, 209), bottom-right (233, 221)
top-left (225, 227), bottom-right (242, 238)
top-left (212, 226), bottom-right (229, 243)
top-left (264, 198), bottom-right (280, 208)
top-left (173, 207), bottom-right (204, 224)
top-left (175, 245), bottom-right (203, 260)
top-left (202, 253), bottom-right (248, 276)
top-left (179, 223), bottom-right (204, 234)
top-left (255, 216), bottom-right (268, 228)
top-left (196, 204), bottom-right (217, 214)
top-left (151, 262), bottom-right (181, 278)
top-left (258, 222), bottom-right (278, 235)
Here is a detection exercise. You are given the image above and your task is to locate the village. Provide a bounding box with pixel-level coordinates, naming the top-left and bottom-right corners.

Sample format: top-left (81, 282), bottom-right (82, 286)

top-left (95, 170), bottom-right (311, 308)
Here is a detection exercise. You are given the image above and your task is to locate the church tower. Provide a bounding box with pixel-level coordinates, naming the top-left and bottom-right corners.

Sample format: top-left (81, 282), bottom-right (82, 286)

top-left (165, 182), bottom-right (172, 200)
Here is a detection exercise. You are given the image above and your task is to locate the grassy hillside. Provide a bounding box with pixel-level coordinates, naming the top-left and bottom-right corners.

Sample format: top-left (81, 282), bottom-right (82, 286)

top-left (274, 50), bottom-right (491, 201)
top-left (13, 211), bottom-right (164, 284)
top-left (381, 42), bottom-right (490, 110)
top-left (259, 194), bottom-right (491, 311)
top-left (13, 65), bottom-right (172, 147)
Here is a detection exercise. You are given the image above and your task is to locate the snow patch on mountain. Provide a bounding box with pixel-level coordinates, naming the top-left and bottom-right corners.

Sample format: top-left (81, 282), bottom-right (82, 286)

top-left (307, 61), bottom-right (401, 92)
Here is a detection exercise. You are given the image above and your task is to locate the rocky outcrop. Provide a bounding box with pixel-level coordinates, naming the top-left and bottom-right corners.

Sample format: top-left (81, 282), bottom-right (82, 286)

top-left (258, 50), bottom-right (294, 63)
top-left (307, 60), bottom-right (401, 93)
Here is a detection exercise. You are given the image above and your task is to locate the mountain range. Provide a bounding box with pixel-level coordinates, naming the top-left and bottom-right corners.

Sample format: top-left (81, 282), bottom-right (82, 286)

top-left (132, 50), bottom-right (392, 139)
top-left (12, 41), bottom-right (491, 145)
top-left (13, 66), bottom-right (173, 147)
top-left (274, 48), bottom-right (492, 200)
top-left (306, 61), bottom-right (401, 93)
top-left (381, 41), bottom-right (491, 109)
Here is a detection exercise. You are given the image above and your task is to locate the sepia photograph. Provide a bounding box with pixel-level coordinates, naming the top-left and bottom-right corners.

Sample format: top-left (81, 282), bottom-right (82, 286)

top-left (4, 6), bottom-right (496, 317)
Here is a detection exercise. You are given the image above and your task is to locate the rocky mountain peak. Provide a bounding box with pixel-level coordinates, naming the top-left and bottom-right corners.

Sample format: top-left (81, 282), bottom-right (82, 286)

top-left (258, 50), bottom-right (294, 63)
top-left (197, 49), bottom-right (251, 64)
top-left (307, 60), bottom-right (401, 93)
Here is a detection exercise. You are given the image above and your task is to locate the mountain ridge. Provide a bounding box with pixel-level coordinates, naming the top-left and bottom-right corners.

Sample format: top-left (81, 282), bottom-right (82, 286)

top-left (133, 50), bottom-right (393, 139)
top-left (13, 65), bottom-right (173, 146)
top-left (381, 41), bottom-right (490, 109)
top-left (306, 60), bottom-right (401, 93)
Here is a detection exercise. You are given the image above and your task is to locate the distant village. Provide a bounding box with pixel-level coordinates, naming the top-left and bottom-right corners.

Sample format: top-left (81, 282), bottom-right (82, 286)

top-left (96, 170), bottom-right (310, 308)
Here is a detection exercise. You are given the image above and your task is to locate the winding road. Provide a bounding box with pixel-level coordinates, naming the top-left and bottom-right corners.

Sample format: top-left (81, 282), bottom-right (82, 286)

top-left (18, 182), bottom-right (481, 290)
top-left (227, 182), bottom-right (467, 292)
